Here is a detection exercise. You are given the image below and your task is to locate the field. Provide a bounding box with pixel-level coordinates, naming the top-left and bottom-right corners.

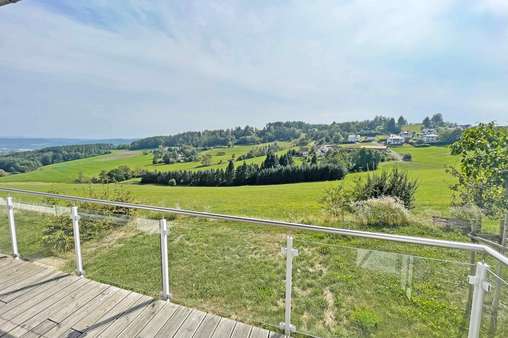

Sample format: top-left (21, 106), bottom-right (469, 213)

top-left (0, 144), bottom-right (461, 221)
top-left (1, 144), bottom-right (507, 337)
top-left (0, 143), bottom-right (292, 184)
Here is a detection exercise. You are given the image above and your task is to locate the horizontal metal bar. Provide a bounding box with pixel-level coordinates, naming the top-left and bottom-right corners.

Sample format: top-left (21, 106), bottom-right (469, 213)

top-left (1, 186), bottom-right (507, 266)
top-left (469, 234), bottom-right (505, 251)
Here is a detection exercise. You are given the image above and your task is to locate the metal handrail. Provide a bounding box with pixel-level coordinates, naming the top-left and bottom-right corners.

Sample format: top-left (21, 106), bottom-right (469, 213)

top-left (1, 186), bottom-right (508, 266)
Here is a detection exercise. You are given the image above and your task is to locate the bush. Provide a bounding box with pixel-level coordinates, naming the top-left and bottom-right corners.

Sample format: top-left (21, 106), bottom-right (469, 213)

top-left (320, 185), bottom-right (352, 219)
top-left (351, 308), bottom-right (380, 335)
top-left (41, 215), bottom-right (115, 253)
top-left (402, 153), bottom-right (412, 161)
top-left (352, 168), bottom-right (417, 209)
top-left (168, 178), bottom-right (177, 186)
top-left (0, 169), bottom-right (7, 177)
top-left (355, 197), bottom-right (411, 227)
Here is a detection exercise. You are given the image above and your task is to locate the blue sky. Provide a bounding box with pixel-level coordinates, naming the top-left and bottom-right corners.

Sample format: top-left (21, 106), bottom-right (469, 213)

top-left (0, 0), bottom-right (507, 138)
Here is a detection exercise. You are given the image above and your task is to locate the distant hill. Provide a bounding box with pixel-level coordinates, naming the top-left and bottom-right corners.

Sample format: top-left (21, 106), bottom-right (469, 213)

top-left (0, 138), bottom-right (135, 154)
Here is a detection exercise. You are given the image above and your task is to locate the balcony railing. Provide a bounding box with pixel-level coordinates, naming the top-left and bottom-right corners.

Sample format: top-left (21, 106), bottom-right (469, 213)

top-left (0, 187), bottom-right (507, 337)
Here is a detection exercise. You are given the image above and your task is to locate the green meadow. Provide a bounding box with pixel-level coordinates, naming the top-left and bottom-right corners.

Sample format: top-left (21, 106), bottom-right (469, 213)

top-left (0, 144), bottom-right (459, 221)
top-left (0, 142), bottom-right (292, 184)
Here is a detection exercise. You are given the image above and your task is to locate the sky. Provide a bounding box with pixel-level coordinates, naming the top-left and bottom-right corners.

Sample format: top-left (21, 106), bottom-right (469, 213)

top-left (0, 0), bottom-right (507, 138)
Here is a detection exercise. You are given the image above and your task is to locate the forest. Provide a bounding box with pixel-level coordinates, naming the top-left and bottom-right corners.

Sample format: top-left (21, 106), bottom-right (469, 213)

top-left (0, 144), bottom-right (112, 173)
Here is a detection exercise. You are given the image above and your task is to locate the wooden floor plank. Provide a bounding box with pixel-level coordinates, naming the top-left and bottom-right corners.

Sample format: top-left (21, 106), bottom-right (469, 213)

top-left (74, 291), bottom-right (142, 337)
top-left (268, 331), bottom-right (287, 338)
top-left (231, 322), bottom-right (252, 338)
top-left (134, 301), bottom-right (179, 337)
top-left (0, 274), bottom-right (77, 320)
top-left (172, 308), bottom-right (206, 338)
top-left (0, 259), bottom-right (24, 275)
top-left (193, 314), bottom-right (221, 338)
top-left (22, 319), bottom-right (58, 338)
top-left (0, 259), bottom-right (275, 338)
top-left (0, 269), bottom-right (56, 303)
top-left (0, 272), bottom-right (70, 316)
top-left (116, 299), bottom-right (167, 338)
top-left (0, 264), bottom-right (44, 289)
top-left (42, 286), bottom-right (120, 337)
top-left (211, 318), bottom-right (237, 338)
top-left (154, 306), bottom-right (192, 337)
top-left (96, 295), bottom-right (152, 338)
top-left (19, 279), bottom-right (103, 334)
top-left (249, 326), bottom-right (270, 338)
top-left (61, 288), bottom-right (129, 337)
top-left (0, 271), bottom-right (61, 307)
top-left (2, 276), bottom-right (86, 326)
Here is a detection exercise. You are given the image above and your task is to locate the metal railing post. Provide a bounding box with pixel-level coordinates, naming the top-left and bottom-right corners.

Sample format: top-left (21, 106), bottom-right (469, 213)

top-left (468, 262), bottom-right (490, 338)
top-left (160, 218), bottom-right (171, 301)
top-left (280, 235), bottom-right (298, 336)
top-left (71, 206), bottom-right (85, 276)
top-left (6, 197), bottom-right (19, 258)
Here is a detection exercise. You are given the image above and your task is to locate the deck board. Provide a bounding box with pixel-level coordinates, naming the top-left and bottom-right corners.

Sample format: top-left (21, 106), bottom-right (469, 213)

top-left (0, 257), bottom-right (281, 338)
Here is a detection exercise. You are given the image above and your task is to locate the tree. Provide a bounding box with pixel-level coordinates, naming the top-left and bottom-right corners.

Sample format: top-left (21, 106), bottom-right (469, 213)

top-left (422, 116), bottom-right (432, 128)
top-left (448, 122), bottom-right (508, 216)
top-left (225, 160), bottom-right (235, 185)
top-left (200, 154), bottom-right (212, 167)
top-left (262, 151), bottom-right (279, 169)
top-left (397, 116), bottom-right (408, 127)
top-left (430, 113), bottom-right (444, 127)
top-left (385, 118), bottom-right (400, 133)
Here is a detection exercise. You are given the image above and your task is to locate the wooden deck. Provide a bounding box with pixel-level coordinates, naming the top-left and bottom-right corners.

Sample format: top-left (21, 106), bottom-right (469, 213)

top-left (0, 255), bottom-right (283, 338)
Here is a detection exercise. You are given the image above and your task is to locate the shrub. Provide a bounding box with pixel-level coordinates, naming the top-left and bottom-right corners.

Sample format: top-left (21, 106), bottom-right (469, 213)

top-left (0, 169), bottom-right (7, 177)
top-left (402, 153), bottom-right (412, 161)
top-left (355, 197), bottom-right (411, 227)
top-left (351, 308), bottom-right (380, 335)
top-left (320, 185), bottom-right (352, 219)
top-left (168, 178), bottom-right (177, 186)
top-left (352, 168), bottom-right (417, 209)
top-left (41, 215), bottom-right (115, 253)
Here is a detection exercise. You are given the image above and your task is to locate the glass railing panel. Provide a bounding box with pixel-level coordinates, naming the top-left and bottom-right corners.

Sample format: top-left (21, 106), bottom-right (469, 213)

top-left (169, 216), bottom-right (286, 332)
top-left (0, 192), bottom-right (11, 255)
top-left (481, 266), bottom-right (508, 337)
top-left (292, 237), bottom-right (473, 337)
top-left (70, 200), bottom-right (162, 297)
top-left (4, 194), bottom-right (68, 263)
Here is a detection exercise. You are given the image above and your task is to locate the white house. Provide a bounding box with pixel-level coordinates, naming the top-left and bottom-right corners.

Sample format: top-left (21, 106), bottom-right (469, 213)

top-left (400, 131), bottom-right (412, 141)
top-left (422, 128), bottom-right (437, 135)
top-left (423, 133), bottom-right (439, 143)
top-left (386, 134), bottom-right (404, 145)
top-left (347, 134), bottom-right (361, 143)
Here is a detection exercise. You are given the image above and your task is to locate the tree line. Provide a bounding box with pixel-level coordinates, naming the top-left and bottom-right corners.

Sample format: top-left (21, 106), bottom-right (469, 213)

top-left (140, 161), bottom-right (347, 186)
top-left (139, 148), bottom-right (382, 187)
top-left (0, 144), bottom-right (113, 173)
top-left (129, 116), bottom-right (412, 150)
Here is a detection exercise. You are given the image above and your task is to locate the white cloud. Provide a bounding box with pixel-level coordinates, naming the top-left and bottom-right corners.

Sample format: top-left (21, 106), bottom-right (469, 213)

top-left (0, 0), bottom-right (506, 137)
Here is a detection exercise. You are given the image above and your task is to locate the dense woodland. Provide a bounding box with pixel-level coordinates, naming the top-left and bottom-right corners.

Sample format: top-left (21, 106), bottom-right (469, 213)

top-left (0, 144), bottom-right (112, 173)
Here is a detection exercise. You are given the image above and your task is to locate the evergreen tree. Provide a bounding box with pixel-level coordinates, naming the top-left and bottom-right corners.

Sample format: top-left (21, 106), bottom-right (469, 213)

top-left (423, 116), bottom-right (432, 128)
top-left (262, 151), bottom-right (279, 169)
top-left (431, 113), bottom-right (444, 127)
top-left (397, 116), bottom-right (408, 127)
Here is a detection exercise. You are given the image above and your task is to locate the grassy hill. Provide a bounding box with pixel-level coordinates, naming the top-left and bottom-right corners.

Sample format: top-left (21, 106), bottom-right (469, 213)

top-left (0, 145), bottom-right (459, 221)
top-left (0, 143), bottom-right (292, 184)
